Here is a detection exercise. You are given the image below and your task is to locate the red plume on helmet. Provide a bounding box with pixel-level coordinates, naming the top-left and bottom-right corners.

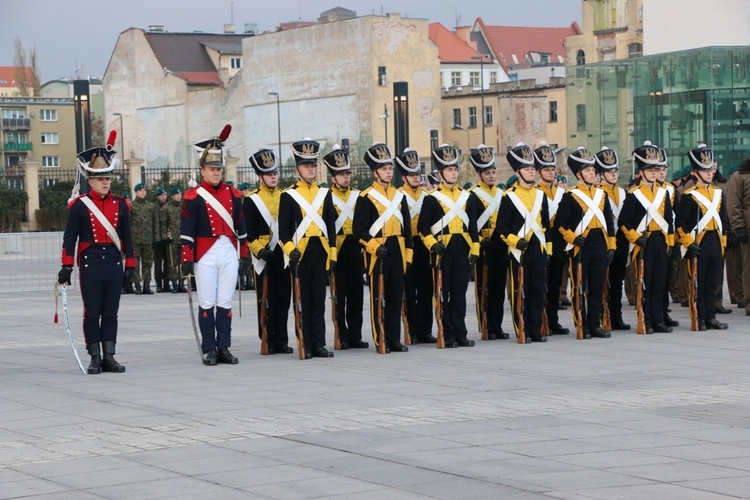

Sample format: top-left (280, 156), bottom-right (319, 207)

top-left (218, 124), bottom-right (231, 144)
top-left (106, 130), bottom-right (117, 151)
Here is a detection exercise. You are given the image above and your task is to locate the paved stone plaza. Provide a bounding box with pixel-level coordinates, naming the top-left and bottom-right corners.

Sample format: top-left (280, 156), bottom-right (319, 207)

top-left (1, 287), bottom-right (750, 499)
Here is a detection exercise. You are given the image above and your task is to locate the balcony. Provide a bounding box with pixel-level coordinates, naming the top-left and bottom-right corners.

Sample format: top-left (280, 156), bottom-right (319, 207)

top-left (2, 142), bottom-right (33, 152)
top-left (1, 118), bottom-right (31, 129)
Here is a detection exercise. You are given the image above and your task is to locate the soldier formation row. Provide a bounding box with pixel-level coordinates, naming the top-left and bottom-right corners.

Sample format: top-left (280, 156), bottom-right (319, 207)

top-left (58, 126), bottom-right (736, 372)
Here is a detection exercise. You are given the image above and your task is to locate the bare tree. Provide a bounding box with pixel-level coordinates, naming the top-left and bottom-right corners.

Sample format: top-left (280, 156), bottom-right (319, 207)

top-left (12, 36), bottom-right (29, 96)
top-left (29, 45), bottom-right (41, 96)
top-left (12, 36), bottom-right (42, 97)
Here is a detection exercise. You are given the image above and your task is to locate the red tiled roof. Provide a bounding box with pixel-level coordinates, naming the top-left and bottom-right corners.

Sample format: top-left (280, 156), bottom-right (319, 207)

top-left (473, 18), bottom-right (581, 71)
top-left (144, 32), bottom-right (251, 86)
top-left (0, 66), bottom-right (34, 88)
top-left (429, 23), bottom-right (486, 63)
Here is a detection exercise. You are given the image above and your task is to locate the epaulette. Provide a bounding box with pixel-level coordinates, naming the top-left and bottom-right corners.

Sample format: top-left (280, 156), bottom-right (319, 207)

top-left (247, 188), bottom-right (260, 196)
top-left (67, 193), bottom-right (86, 209)
top-left (360, 186), bottom-right (374, 196)
top-left (682, 185), bottom-right (698, 195)
top-left (502, 186), bottom-right (514, 195)
top-left (183, 187), bottom-right (199, 200)
top-left (627, 185), bottom-right (640, 195)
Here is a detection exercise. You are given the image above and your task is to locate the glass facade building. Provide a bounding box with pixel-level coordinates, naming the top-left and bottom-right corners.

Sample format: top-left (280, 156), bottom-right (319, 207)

top-left (566, 46), bottom-right (750, 178)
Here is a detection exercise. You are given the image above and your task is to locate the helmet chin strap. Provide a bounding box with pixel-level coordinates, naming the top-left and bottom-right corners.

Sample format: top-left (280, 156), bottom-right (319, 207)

top-left (696, 169), bottom-right (711, 185)
top-left (517, 169), bottom-right (534, 185)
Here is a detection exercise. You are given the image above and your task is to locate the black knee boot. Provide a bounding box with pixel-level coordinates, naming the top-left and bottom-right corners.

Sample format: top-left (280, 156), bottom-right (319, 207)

top-left (87, 343), bottom-right (102, 374)
top-left (101, 341), bottom-right (126, 373)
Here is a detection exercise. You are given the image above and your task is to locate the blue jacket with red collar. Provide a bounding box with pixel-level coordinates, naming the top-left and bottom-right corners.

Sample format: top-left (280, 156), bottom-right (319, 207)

top-left (61, 192), bottom-right (135, 268)
top-left (180, 180), bottom-right (248, 263)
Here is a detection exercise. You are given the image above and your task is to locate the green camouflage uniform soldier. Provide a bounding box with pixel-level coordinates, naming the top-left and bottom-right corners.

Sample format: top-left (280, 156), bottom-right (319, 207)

top-left (160, 186), bottom-right (187, 293)
top-left (153, 186), bottom-right (170, 292)
top-left (131, 183), bottom-right (158, 294)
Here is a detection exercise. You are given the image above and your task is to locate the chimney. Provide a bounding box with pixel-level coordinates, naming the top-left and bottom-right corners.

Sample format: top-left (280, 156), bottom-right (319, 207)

top-left (455, 26), bottom-right (470, 43)
top-left (224, 23), bottom-right (236, 33)
top-left (148, 25), bottom-right (165, 33)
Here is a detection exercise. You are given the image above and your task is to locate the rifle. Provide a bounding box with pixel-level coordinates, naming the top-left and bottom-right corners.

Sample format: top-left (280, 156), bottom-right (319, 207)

top-left (635, 252), bottom-right (646, 334)
top-left (636, 215), bottom-right (650, 335)
top-left (541, 261), bottom-right (549, 337)
top-left (572, 246), bottom-right (585, 340)
top-left (330, 270), bottom-right (341, 350)
top-left (292, 221), bottom-right (305, 359)
top-left (401, 289), bottom-right (412, 345)
top-left (515, 218), bottom-right (527, 343)
top-left (688, 209), bottom-right (699, 331)
top-left (602, 270), bottom-right (612, 332)
top-left (259, 271), bottom-right (270, 355)
top-left (434, 220), bottom-right (445, 349)
top-left (516, 251), bottom-right (526, 344)
top-left (377, 236), bottom-right (387, 354)
top-left (480, 249), bottom-right (489, 341)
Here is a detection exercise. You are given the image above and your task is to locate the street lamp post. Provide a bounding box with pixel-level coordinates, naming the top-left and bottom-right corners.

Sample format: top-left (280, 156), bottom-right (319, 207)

top-left (112, 112), bottom-right (125, 161)
top-left (378, 103), bottom-right (390, 146)
top-left (453, 124), bottom-right (470, 158)
top-left (471, 55), bottom-right (487, 145)
top-left (268, 92), bottom-right (281, 174)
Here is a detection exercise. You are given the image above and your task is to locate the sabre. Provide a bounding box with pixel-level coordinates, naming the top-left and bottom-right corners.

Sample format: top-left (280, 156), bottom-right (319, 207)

top-left (184, 269), bottom-right (204, 362)
top-left (58, 285), bottom-right (86, 374)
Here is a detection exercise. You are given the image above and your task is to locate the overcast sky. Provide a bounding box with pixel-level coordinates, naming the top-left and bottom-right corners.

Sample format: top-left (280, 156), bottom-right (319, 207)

top-left (3, 0), bottom-right (581, 82)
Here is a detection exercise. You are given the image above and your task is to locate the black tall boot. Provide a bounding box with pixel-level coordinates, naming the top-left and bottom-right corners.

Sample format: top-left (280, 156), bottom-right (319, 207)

top-left (101, 341), bottom-right (126, 373)
top-left (156, 279), bottom-right (164, 293)
top-left (215, 307), bottom-right (239, 364)
top-left (178, 280), bottom-right (188, 293)
top-left (162, 279), bottom-right (171, 293)
top-left (198, 307), bottom-right (218, 365)
top-left (171, 280), bottom-right (179, 294)
top-left (134, 282), bottom-right (142, 295)
top-left (142, 281), bottom-right (154, 295)
top-left (86, 343), bottom-right (102, 375)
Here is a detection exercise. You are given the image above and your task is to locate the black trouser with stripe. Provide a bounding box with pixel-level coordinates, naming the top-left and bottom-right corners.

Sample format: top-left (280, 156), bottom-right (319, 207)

top-left (334, 236), bottom-right (364, 344)
top-left (697, 232), bottom-right (722, 321)
top-left (509, 238), bottom-right (545, 340)
top-left (435, 236), bottom-right (470, 343)
top-left (254, 246), bottom-right (291, 350)
top-left (642, 232), bottom-right (668, 327)
top-left (368, 236), bottom-right (404, 348)
top-left (404, 238), bottom-right (433, 341)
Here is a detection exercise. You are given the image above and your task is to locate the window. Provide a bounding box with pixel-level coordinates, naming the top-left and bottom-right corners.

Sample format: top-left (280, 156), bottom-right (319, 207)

top-left (576, 104), bottom-right (586, 131)
top-left (378, 66), bottom-right (387, 86)
top-left (490, 71), bottom-right (498, 84)
top-left (41, 133), bottom-right (59, 144)
top-left (469, 71), bottom-right (480, 87)
top-left (576, 50), bottom-right (586, 66)
top-left (42, 156), bottom-right (60, 167)
top-left (628, 43), bottom-right (642, 58)
top-left (452, 108), bottom-right (461, 127)
top-left (549, 101), bottom-right (558, 123)
top-left (2, 109), bottom-right (24, 119)
top-left (468, 107), bottom-right (477, 128)
top-left (484, 105), bottom-right (493, 125)
top-left (40, 109), bottom-right (58, 121)
top-left (451, 71), bottom-right (461, 87)
top-left (230, 57), bottom-right (242, 69)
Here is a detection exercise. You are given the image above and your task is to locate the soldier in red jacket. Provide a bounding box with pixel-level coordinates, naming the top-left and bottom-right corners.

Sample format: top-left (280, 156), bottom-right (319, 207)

top-left (58, 131), bottom-right (135, 374)
top-left (180, 126), bottom-right (248, 366)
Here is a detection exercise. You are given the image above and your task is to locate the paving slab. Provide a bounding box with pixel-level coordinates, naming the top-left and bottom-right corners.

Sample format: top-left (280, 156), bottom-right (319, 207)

top-left (1, 287), bottom-right (750, 498)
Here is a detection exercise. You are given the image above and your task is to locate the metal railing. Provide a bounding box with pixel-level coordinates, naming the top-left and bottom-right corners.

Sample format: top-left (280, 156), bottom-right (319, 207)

top-left (0, 232), bottom-right (72, 293)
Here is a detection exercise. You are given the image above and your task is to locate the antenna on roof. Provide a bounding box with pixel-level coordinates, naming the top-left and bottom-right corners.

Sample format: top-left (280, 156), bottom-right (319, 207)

top-left (230, 2), bottom-right (234, 24)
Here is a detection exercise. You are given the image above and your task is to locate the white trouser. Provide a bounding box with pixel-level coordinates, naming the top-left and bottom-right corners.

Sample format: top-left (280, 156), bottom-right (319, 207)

top-left (195, 236), bottom-right (238, 310)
